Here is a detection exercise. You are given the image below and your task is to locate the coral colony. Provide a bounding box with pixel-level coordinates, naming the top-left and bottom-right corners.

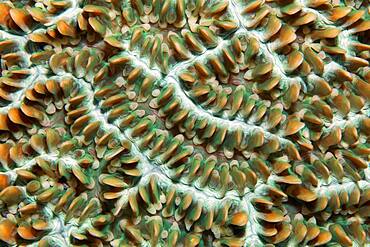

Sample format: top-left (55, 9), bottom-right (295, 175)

top-left (0, 0), bottom-right (369, 246)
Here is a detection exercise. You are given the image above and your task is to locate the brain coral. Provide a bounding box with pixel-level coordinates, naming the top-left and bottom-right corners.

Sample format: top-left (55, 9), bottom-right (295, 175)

top-left (0, 0), bottom-right (369, 246)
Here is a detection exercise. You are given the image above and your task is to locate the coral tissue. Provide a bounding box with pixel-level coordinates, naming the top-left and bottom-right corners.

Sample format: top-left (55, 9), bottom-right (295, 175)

top-left (0, 0), bottom-right (369, 246)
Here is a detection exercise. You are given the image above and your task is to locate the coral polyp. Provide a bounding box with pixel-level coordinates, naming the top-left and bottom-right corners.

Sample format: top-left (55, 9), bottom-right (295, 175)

top-left (0, 0), bottom-right (369, 246)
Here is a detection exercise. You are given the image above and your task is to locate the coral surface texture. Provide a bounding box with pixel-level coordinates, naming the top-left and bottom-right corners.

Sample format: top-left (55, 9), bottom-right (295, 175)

top-left (0, 0), bottom-right (369, 246)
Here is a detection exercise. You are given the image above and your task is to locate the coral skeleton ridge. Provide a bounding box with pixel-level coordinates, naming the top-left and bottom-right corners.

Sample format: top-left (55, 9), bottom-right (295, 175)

top-left (0, 0), bottom-right (369, 246)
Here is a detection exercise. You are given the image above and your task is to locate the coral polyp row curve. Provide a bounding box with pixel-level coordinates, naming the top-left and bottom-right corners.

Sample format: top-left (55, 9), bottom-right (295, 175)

top-left (0, 0), bottom-right (369, 246)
